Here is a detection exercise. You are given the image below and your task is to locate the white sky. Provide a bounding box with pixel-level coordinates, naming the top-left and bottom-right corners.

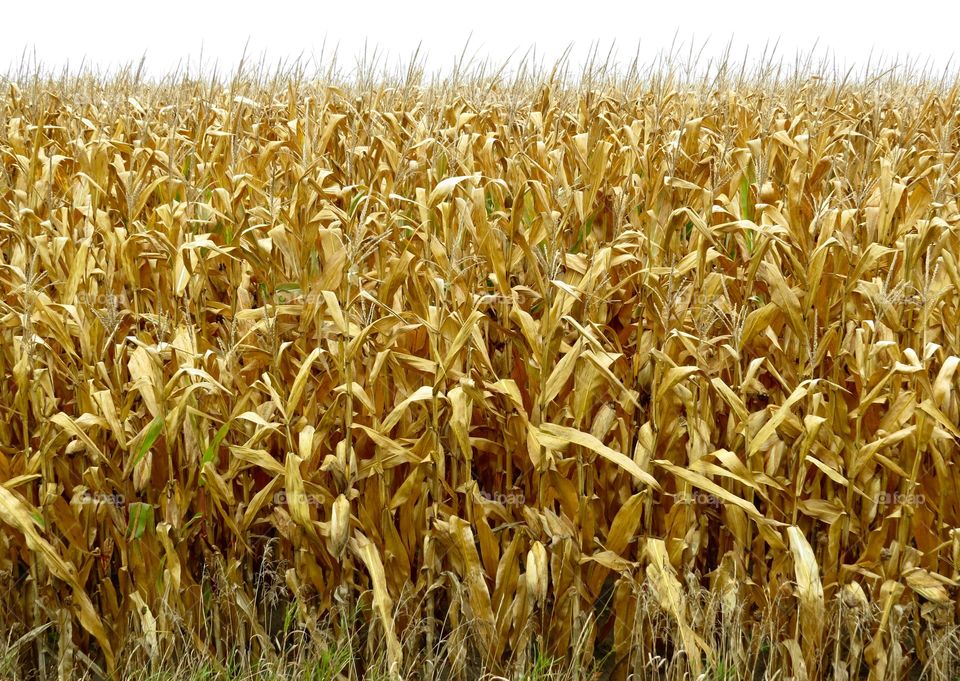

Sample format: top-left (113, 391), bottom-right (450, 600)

top-left (5, 0), bottom-right (959, 78)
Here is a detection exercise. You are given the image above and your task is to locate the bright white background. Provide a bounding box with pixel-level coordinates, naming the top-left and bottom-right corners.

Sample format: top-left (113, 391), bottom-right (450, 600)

top-left (4, 0), bottom-right (959, 77)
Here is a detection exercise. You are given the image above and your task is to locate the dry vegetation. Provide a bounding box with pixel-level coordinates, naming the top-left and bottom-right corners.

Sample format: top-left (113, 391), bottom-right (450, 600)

top-left (1, 55), bottom-right (960, 681)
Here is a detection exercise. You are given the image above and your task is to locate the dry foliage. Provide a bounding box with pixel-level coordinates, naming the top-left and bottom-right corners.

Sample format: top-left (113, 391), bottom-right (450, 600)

top-left (1, 58), bottom-right (960, 681)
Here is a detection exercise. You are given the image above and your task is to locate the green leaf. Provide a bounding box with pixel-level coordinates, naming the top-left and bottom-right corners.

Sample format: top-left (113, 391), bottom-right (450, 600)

top-left (436, 150), bottom-right (448, 178)
top-left (134, 416), bottom-right (164, 467)
top-left (739, 173), bottom-right (756, 253)
top-left (203, 421), bottom-right (231, 466)
top-left (523, 192), bottom-right (535, 225)
top-left (182, 513), bottom-right (203, 532)
top-left (348, 190), bottom-right (368, 218)
top-left (739, 174), bottom-right (752, 221)
top-left (570, 212), bottom-right (595, 254)
top-left (30, 512), bottom-right (45, 529)
top-left (127, 503), bottom-right (154, 540)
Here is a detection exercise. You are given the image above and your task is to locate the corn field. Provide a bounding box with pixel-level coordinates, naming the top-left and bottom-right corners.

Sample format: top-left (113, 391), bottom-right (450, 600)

top-left (1, 60), bottom-right (960, 681)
